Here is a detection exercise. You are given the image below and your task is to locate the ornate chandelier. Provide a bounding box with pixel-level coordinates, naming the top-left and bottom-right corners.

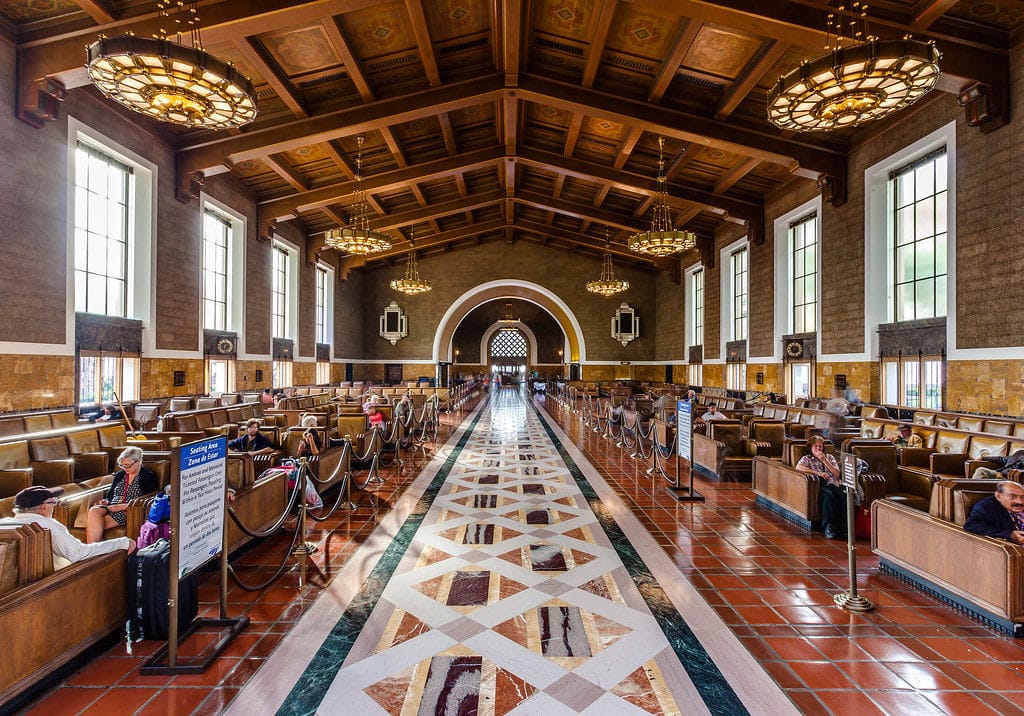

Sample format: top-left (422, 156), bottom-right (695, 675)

top-left (86, 1), bottom-right (256, 129)
top-left (767, 2), bottom-right (940, 132)
top-left (390, 228), bottom-right (432, 295)
top-left (586, 234), bottom-right (629, 296)
top-left (324, 136), bottom-right (393, 255)
top-left (629, 137), bottom-right (697, 257)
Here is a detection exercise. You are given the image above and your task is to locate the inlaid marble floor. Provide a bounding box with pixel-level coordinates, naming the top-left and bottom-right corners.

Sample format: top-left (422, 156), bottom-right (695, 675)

top-left (228, 389), bottom-right (793, 715)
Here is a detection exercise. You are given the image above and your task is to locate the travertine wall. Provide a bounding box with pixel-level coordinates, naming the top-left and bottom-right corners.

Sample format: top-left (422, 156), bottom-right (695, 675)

top-left (0, 356), bottom-right (76, 411)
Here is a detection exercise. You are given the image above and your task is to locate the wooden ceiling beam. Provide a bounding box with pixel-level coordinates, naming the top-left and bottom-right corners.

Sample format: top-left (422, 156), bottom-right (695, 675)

top-left (714, 156), bottom-right (760, 194)
top-left (593, 184), bottom-right (611, 207)
top-left (405, 0), bottom-right (441, 86)
top-left (455, 172), bottom-right (468, 197)
top-left (380, 127), bottom-right (408, 168)
top-left (613, 127), bottom-right (643, 169)
top-left (674, 205), bottom-right (702, 228)
top-left (179, 74), bottom-right (504, 176)
top-left (564, 113), bottom-right (584, 157)
top-left (260, 145), bottom-right (503, 221)
top-left (501, 0), bottom-right (524, 84)
top-left (714, 39), bottom-right (789, 120)
top-left (582, 0), bottom-right (618, 89)
top-left (502, 91), bottom-right (519, 153)
top-left (322, 141), bottom-right (357, 180)
top-left (72, 0), bottom-right (115, 24)
top-left (516, 190), bottom-right (645, 233)
top-left (517, 146), bottom-right (762, 224)
top-left (911, 0), bottom-right (959, 30)
top-left (633, 196), bottom-right (654, 217)
top-left (516, 74), bottom-right (843, 180)
top-left (665, 142), bottom-right (702, 180)
top-left (648, 19), bottom-right (702, 103)
top-left (439, 112), bottom-right (459, 155)
top-left (372, 190), bottom-right (504, 232)
top-left (233, 37), bottom-right (308, 118)
top-left (504, 157), bottom-right (517, 197)
top-left (321, 206), bottom-right (348, 227)
top-left (321, 17), bottom-right (375, 102)
top-left (340, 218), bottom-right (506, 274)
top-left (263, 154), bottom-right (307, 192)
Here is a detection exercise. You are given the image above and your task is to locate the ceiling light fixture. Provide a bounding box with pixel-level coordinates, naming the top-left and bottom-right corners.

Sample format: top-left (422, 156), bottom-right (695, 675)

top-left (767, 2), bottom-right (940, 132)
top-left (628, 137), bottom-right (697, 257)
top-left (587, 231), bottom-right (630, 296)
top-left (86, 1), bottom-right (257, 129)
top-left (324, 136), bottom-right (393, 255)
top-left (390, 226), bottom-right (432, 295)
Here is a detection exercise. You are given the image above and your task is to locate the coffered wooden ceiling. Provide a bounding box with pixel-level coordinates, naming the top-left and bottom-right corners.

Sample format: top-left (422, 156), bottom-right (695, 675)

top-left (7, 0), bottom-right (1018, 274)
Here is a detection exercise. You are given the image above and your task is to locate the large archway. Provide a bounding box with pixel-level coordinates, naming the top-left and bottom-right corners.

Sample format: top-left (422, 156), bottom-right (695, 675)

top-left (432, 280), bottom-right (586, 363)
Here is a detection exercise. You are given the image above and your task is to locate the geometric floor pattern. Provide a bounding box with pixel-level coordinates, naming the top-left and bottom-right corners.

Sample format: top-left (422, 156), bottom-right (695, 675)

top-left (328, 388), bottom-right (695, 715)
top-left (231, 388), bottom-right (787, 716)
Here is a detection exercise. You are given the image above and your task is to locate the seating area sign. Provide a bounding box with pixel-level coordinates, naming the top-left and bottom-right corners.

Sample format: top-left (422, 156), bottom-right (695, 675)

top-left (177, 437), bottom-right (227, 578)
top-left (676, 400), bottom-right (692, 461)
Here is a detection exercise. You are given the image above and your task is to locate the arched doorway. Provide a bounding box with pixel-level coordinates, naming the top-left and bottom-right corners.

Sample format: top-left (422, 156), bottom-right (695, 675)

top-left (489, 327), bottom-right (528, 384)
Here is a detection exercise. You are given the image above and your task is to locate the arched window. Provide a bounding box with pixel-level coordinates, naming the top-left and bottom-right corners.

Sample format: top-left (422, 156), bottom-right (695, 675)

top-left (490, 329), bottom-right (527, 359)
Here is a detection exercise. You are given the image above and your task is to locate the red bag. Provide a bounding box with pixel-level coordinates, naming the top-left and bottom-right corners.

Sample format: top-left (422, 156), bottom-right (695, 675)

top-left (855, 506), bottom-right (871, 539)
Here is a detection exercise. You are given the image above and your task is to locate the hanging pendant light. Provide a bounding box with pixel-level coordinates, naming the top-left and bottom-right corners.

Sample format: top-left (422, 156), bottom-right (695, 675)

top-left (587, 231), bottom-right (629, 296)
top-left (390, 226), bottom-right (432, 295)
top-left (86, 1), bottom-right (256, 129)
top-left (629, 137), bottom-right (697, 257)
top-left (767, 2), bottom-right (940, 132)
top-left (324, 136), bottom-right (393, 255)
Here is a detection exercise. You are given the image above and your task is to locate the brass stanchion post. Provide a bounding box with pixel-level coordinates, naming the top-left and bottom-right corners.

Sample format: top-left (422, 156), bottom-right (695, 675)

top-left (834, 453), bottom-right (875, 612)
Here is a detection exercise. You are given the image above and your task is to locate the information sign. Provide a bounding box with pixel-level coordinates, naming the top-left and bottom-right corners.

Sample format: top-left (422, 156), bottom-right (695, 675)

top-left (841, 452), bottom-right (858, 490)
top-left (676, 399), bottom-right (692, 461)
top-left (177, 437), bottom-right (227, 578)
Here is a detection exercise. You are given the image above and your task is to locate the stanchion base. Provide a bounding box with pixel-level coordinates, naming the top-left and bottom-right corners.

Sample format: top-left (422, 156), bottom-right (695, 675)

top-left (140, 617), bottom-right (249, 675)
top-left (292, 541), bottom-right (319, 557)
top-left (833, 592), bottom-right (875, 612)
top-left (664, 486), bottom-right (705, 502)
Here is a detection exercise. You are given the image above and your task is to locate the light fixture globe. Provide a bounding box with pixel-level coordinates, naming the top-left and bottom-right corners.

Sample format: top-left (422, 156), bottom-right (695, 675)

top-left (86, 35), bottom-right (256, 129)
top-left (768, 38), bottom-right (940, 131)
top-left (390, 238), bottom-right (432, 295)
top-left (629, 137), bottom-right (697, 257)
top-left (586, 245), bottom-right (629, 296)
top-left (324, 136), bottom-right (392, 255)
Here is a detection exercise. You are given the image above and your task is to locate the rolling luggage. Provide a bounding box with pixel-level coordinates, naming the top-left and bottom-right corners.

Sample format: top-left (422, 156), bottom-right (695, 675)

top-left (127, 538), bottom-right (199, 641)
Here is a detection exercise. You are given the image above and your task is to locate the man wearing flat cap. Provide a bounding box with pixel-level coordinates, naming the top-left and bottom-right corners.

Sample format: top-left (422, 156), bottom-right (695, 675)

top-left (0, 486), bottom-right (135, 569)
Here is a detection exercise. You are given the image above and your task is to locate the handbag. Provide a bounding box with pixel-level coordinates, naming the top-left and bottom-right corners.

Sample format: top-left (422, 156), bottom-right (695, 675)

top-left (855, 506), bottom-right (871, 539)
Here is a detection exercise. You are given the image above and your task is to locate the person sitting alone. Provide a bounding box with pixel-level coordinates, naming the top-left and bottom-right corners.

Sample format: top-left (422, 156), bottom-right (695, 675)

top-left (971, 448), bottom-right (1024, 480)
top-left (228, 419), bottom-right (275, 455)
top-left (94, 404), bottom-right (118, 422)
top-left (394, 393), bottom-right (413, 421)
top-left (964, 481), bottom-right (1024, 545)
top-left (0, 486), bottom-right (135, 568)
top-left (890, 424), bottom-right (924, 448)
top-left (296, 415), bottom-right (323, 458)
top-left (260, 388), bottom-right (275, 405)
top-left (86, 446), bottom-right (160, 544)
top-left (795, 436), bottom-right (846, 539)
top-left (367, 404), bottom-right (384, 428)
top-left (700, 404), bottom-right (727, 423)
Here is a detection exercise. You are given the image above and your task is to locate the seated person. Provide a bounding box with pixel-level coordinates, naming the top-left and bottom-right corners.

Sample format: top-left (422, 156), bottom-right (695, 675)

top-left (95, 404), bottom-right (118, 422)
top-left (825, 387), bottom-right (850, 415)
top-left (296, 415), bottom-right (323, 458)
top-left (795, 436), bottom-right (846, 539)
top-left (1, 486), bottom-right (135, 567)
top-left (260, 388), bottom-right (275, 405)
top-left (843, 385), bottom-right (862, 406)
top-left (699, 404), bottom-right (727, 423)
top-left (889, 423), bottom-right (923, 448)
top-left (964, 481), bottom-right (1024, 545)
top-left (367, 405), bottom-right (384, 428)
top-left (972, 448), bottom-right (1024, 480)
top-left (86, 446), bottom-right (160, 544)
top-left (394, 393), bottom-right (413, 421)
top-left (228, 418), bottom-right (275, 455)
top-left (362, 393), bottom-right (383, 413)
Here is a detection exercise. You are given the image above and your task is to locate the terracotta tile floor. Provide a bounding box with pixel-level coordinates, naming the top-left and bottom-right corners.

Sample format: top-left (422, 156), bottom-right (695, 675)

top-left (16, 391), bottom-right (1024, 715)
top-left (540, 396), bottom-right (1024, 715)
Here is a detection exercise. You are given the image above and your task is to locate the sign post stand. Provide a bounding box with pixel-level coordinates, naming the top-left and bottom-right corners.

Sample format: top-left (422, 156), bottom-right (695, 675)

top-left (142, 436), bottom-right (249, 674)
top-left (833, 452), bottom-right (875, 613)
top-left (666, 400), bottom-right (704, 502)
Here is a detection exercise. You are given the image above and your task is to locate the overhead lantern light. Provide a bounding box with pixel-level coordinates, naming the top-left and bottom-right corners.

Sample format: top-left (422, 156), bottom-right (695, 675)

top-left (628, 137), bottom-right (697, 257)
top-left (324, 136), bottom-right (393, 255)
top-left (86, 1), bottom-right (257, 129)
top-left (587, 230), bottom-right (630, 297)
top-left (390, 226), bottom-right (432, 295)
top-left (767, 1), bottom-right (940, 132)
